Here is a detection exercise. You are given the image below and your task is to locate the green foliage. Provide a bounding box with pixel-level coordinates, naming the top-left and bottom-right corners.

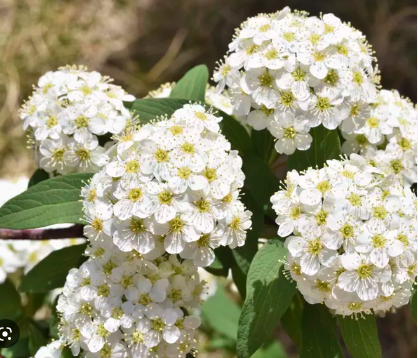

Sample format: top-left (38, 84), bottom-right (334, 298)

top-left (0, 173), bottom-right (92, 229)
top-left (281, 293), bottom-right (304, 346)
top-left (232, 190), bottom-right (264, 298)
top-left (251, 129), bottom-right (276, 165)
top-left (170, 65), bottom-right (209, 101)
top-left (1, 337), bottom-right (30, 358)
top-left (202, 285), bottom-right (241, 341)
top-left (28, 322), bottom-right (48, 356)
top-left (252, 341), bottom-right (287, 358)
top-left (204, 246), bottom-right (235, 277)
top-left (300, 304), bottom-right (344, 358)
top-left (338, 315), bottom-right (382, 358)
top-left (60, 346), bottom-right (76, 358)
top-left (28, 169), bottom-right (49, 188)
top-left (232, 191), bottom-right (263, 275)
top-left (237, 239), bottom-right (296, 358)
top-left (219, 111), bottom-right (252, 156)
top-left (0, 279), bottom-right (23, 320)
top-left (242, 153), bottom-right (280, 218)
top-left (131, 98), bottom-right (189, 122)
top-left (288, 125), bottom-right (341, 171)
top-left (20, 243), bottom-right (87, 293)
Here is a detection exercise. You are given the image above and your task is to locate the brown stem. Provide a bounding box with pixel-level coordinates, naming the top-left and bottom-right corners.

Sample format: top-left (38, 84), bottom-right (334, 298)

top-left (0, 224), bottom-right (85, 241)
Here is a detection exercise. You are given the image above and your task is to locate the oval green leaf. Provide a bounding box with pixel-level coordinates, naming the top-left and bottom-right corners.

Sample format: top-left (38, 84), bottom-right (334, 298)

top-left (20, 243), bottom-right (87, 293)
top-left (300, 304), bottom-right (344, 358)
top-left (28, 169), bottom-right (50, 188)
top-left (170, 65), bottom-right (209, 101)
top-left (338, 315), bottom-right (382, 358)
top-left (0, 279), bottom-right (23, 321)
top-left (202, 285), bottom-right (241, 341)
top-left (0, 173), bottom-right (92, 229)
top-left (237, 239), bottom-right (296, 358)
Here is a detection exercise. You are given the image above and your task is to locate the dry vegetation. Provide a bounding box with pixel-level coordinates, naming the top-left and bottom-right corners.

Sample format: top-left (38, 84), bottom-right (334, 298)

top-left (0, 0), bottom-right (416, 356)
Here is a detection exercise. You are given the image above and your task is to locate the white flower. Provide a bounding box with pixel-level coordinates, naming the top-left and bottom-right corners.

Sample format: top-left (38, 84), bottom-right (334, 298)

top-left (112, 218), bottom-right (156, 253)
top-left (63, 137), bottom-right (105, 173)
top-left (286, 230), bottom-right (338, 276)
top-left (267, 112), bottom-right (312, 154)
top-left (215, 8), bottom-right (379, 155)
top-left (355, 229), bottom-right (404, 268)
top-left (271, 155), bottom-right (417, 315)
top-left (298, 167), bottom-right (334, 206)
top-left (20, 65), bottom-right (135, 175)
top-left (180, 231), bottom-right (221, 267)
top-left (338, 253), bottom-right (388, 301)
top-left (143, 303), bottom-right (180, 347)
top-left (34, 341), bottom-right (63, 358)
top-left (219, 206), bottom-right (252, 249)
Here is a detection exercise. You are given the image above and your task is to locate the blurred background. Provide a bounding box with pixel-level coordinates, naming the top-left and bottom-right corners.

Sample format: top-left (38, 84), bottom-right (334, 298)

top-left (0, 0), bottom-right (416, 357)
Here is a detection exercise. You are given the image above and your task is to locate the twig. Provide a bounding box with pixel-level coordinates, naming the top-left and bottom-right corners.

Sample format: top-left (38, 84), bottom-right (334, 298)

top-left (0, 224), bottom-right (85, 241)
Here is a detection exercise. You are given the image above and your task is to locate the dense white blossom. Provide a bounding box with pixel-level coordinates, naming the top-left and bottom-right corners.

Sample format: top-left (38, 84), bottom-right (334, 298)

top-left (82, 103), bottom-right (252, 267)
top-left (47, 102), bottom-right (252, 357)
top-left (271, 155), bottom-right (417, 316)
top-left (341, 89), bottom-right (417, 186)
top-left (214, 7), bottom-right (379, 155)
top-left (20, 65), bottom-right (135, 175)
top-left (56, 241), bottom-right (205, 358)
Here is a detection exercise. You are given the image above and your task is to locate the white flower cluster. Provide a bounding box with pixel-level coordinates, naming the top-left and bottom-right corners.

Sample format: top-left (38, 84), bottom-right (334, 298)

top-left (214, 7), bottom-right (379, 155)
top-left (50, 103), bottom-right (252, 357)
top-left (341, 89), bottom-right (417, 186)
top-left (19, 66), bottom-right (135, 175)
top-left (82, 103), bottom-right (252, 267)
top-left (148, 83), bottom-right (247, 128)
top-left (0, 177), bottom-right (84, 283)
top-left (271, 154), bottom-right (417, 316)
top-left (57, 241), bottom-right (206, 358)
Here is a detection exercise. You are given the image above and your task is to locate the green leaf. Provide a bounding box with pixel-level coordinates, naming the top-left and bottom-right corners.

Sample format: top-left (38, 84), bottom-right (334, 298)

top-left (232, 191), bottom-right (263, 275)
top-left (0, 279), bottom-right (23, 320)
top-left (28, 322), bottom-right (48, 356)
top-left (232, 190), bottom-right (264, 299)
top-left (28, 169), bottom-right (50, 188)
top-left (210, 337), bottom-right (236, 350)
top-left (237, 239), bottom-right (296, 358)
top-left (251, 129), bottom-right (276, 165)
top-left (218, 110), bottom-right (252, 155)
top-left (202, 285), bottom-right (241, 341)
top-left (252, 341), bottom-right (287, 358)
top-left (205, 246), bottom-right (235, 277)
top-left (242, 153), bottom-right (280, 218)
top-left (131, 98), bottom-right (189, 123)
top-left (204, 256), bottom-right (229, 277)
top-left (170, 65), bottom-right (209, 101)
top-left (288, 125), bottom-right (341, 171)
top-left (1, 337), bottom-right (30, 358)
top-left (25, 293), bottom-right (47, 317)
top-left (20, 244), bottom-right (87, 293)
top-left (60, 346), bottom-right (75, 358)
top-left (281, 293), bottom-right (304, 346)
top-left (49, 296), bottom-right (60, 339)
top-left (411, 286), bottom-right (417, 324)
top-left (338, 315), bottom-right (382, 358)
top-left (0, 173), bottom-right (92, 229)
top-left (300, 304), bottom-right (344, 358)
